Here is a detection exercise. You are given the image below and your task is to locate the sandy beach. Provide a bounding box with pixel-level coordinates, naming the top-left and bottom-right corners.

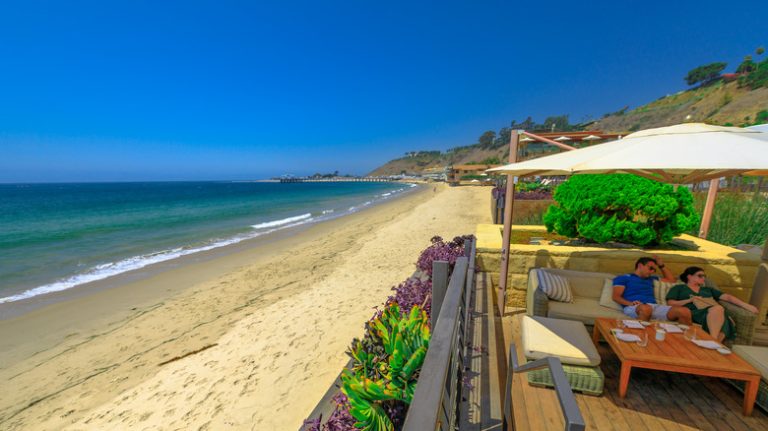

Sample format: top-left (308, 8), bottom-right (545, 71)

top-left (0, 184), bottom-right (492, 430)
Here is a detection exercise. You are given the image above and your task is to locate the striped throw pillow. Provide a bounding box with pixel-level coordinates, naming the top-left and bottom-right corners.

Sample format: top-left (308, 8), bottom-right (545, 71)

top-left (653, 279), bottom-right (676, 305)
top-left (537, 270), bottom-right (573, 303)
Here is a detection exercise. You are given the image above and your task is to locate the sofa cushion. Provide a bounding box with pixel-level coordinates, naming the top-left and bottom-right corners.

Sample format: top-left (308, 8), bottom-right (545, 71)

top-left (547, 296), bottom-right (626, 325)
top-left (653, 279), bottom-right (677, 305)
top-left (521, 315), bottom-right (601, 367)
top-left (732, 345), bottom-right (768, 379)
top-left (599, 278), bottom-right (623, 311)
top-left (537, 270), bottom-right (573, 303)
top-left (568, 275), bottom-right (606, 299)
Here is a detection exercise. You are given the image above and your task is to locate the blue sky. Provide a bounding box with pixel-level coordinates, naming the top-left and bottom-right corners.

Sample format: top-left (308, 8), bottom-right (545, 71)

top-left (1, 1), bottom-right (766, 182)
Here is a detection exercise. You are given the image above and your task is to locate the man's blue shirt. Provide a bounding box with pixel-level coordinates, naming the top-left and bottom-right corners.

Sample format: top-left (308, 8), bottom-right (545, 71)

top-left (613, 273), bottom-right (659, 304)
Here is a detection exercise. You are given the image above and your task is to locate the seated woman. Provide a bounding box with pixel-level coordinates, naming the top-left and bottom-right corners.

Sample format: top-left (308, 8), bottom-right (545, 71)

top-left (665, 266), bottom-right (758, 343)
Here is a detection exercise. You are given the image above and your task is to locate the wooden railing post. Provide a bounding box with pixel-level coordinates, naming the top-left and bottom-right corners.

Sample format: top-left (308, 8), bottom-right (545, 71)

top-left (431, 260), bottom-right (449, 328)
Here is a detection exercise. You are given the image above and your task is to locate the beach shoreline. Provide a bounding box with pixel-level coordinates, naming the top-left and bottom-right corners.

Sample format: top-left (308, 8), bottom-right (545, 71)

top-left (0, 184), bottom-right (492, 430)
top-left (0, 183), bottom-right (420, 321)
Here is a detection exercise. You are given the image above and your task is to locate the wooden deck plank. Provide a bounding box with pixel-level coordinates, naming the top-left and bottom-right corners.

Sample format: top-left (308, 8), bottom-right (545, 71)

top-left (598, 358), bottom-right (653, 431)
top-left (698, 376), bottom-right (766, 431)
top-left (459, 272), bottom-right (503, 431)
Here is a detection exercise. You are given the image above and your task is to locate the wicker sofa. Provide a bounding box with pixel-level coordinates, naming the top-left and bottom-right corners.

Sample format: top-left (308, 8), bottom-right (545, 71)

top-left (526, 267), bottom-right (758, 345)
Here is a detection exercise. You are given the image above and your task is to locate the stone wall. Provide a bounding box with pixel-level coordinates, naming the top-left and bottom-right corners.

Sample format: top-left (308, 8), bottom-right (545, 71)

top-left (475, 224), bottom-right (764, 308)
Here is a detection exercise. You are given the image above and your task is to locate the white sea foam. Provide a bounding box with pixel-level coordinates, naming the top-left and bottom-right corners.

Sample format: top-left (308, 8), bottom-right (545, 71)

top-left (251, 213), bottom-right (312, 229)
top-left (0, 215), bottom-right (319, 305)
top-left (0, 187), bottom-right (419, 305)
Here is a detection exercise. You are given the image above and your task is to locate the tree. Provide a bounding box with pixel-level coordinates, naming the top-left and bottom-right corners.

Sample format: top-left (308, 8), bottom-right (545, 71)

top-left (495, 127), bottom-right (511, 148)
top-left (543, 174), bottom-right (699, 246)
top-left (478, 130), bottom-right (496, 148)
top-left (684, 62), bottom-right (727, 86)
top-left (736, 55), bottom-right (756, 74)
top-left (757, 46), bottom-right (765, 56)
top-left (543, 115), bottom-right (571, 132)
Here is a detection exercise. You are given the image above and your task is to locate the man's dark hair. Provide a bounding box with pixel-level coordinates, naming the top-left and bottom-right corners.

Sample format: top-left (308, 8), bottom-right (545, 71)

top-left (634, 257), bottom-right (658, 269)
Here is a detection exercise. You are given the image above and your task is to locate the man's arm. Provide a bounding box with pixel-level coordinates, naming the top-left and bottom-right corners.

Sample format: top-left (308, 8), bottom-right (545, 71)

top-left (612, 285), bottom-right (639, 307)
top-left (653, 254), bottom-right (676, 282)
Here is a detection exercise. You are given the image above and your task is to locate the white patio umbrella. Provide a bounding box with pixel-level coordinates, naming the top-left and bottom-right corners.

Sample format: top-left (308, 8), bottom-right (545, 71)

top-left (554, 136), bottom-right (572, 141)
top-left (488, 123), bottom-right (768, 184)
top-left (487, 123), bottom-right (768, 313)
top-left (581, 134), bottom-right (601, 142)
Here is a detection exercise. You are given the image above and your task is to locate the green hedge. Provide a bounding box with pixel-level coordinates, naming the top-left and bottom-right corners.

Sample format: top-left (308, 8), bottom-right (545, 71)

top-left (544, 174), bottom-right (699, 246)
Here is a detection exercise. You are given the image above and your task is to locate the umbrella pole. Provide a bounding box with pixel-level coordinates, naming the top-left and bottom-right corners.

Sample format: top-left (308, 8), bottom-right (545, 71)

top-left (699, 178), bottom-right (720, 239)
top-left (498, 130), bottom-right (520, 316)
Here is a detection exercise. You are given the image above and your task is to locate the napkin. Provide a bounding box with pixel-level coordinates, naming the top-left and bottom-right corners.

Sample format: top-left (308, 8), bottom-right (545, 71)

top-left (659, 323), bottom-right (683, 333)
top-left (616, 333), bottom-right (641, 342)
top-left (622, 320), bottom-right (645, 329)
top-left (692, 339), bottom-right (721, 349)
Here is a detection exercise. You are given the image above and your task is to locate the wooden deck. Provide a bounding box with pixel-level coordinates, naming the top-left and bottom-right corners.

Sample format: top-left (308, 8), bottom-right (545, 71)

top-left (461, 272), bottom-right (768, 431)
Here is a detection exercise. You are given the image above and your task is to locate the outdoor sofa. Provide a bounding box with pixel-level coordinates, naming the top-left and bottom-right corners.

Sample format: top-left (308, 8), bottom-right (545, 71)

top-left (526, 267), bottom-right (758, 345)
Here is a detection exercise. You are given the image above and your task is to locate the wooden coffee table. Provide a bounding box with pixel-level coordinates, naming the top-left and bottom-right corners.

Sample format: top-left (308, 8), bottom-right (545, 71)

top-left (592, 317), bottom-right (761, 415)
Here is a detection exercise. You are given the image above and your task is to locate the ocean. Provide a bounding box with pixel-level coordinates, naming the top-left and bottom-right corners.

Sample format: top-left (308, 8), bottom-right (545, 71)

top-left (0, 181), bottom-right (416, 304)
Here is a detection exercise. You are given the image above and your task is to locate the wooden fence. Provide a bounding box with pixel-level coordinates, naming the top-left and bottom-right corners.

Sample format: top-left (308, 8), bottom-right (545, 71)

top-left (402, 238), bottom-right (476, 430)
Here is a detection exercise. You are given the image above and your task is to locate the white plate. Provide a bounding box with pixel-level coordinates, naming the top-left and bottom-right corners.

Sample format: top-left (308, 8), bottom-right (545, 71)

top-left (717, 347), bottom-right (732, 355)
top-left (640, 321), bottom-right (651, 327)
top-left (616, 333), bottom-right (641, 343)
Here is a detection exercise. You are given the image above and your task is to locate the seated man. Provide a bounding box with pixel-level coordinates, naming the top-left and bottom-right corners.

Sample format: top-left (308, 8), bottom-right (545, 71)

top-left (612, 256), bottom-right (692, 323)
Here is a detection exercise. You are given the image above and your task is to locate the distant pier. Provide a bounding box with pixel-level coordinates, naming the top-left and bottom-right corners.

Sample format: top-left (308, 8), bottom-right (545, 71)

top-left (278, 177), bottom-right (395, 183)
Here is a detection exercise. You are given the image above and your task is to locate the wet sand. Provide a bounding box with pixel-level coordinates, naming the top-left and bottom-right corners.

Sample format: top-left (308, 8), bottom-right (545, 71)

top-left (0, 184), bottom-right (492, 430)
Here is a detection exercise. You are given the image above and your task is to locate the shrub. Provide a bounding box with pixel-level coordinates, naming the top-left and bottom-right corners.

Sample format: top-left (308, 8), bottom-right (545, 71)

top-left (387, 277), bottom-right (432, 317)
top-left (416, 235), bottom-right (472, 277)
top-left (691, 192), bottom-right (768, 246)
top-left (543, 174), bottom-right (699, 246)
top-left (341, 304), bottom-right (430, 431)
top-left (303, 393), bottom-right (357, 431)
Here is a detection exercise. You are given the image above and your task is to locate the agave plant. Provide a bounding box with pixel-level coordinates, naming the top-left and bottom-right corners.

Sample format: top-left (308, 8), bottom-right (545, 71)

top-left (341, 304), bottom-right (431, 431)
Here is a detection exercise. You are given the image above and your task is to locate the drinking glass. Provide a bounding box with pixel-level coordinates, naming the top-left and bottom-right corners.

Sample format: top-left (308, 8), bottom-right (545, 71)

top-left (684, 326), bottom-right (697, 341)
top-left (636, 331), bottom-right (648, 347)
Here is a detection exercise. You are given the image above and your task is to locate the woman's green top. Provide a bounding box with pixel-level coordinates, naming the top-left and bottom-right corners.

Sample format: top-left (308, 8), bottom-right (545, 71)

top-left (665, 283), bottom-right (735, 340)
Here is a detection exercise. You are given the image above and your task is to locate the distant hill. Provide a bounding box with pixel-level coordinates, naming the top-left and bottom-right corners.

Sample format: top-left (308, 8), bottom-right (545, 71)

top-left (591, 80), bottom-right (768, 133)
top-left (369, 77), bottom-right (768, 177)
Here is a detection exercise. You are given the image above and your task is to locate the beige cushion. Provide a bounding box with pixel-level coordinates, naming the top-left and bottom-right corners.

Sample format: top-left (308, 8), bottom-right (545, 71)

top-left (732, 345), bottom-right (768, 379)
top-left (521, 315), bottom-right (601, 367)
top-left (653, 279), bottom-right (676, 305)
top-left (547, 296), bottom-right (626, 325)
top-left (537, 270), bottom-right (573, 302)
top-left (599, 279), bottom-right (623, 311)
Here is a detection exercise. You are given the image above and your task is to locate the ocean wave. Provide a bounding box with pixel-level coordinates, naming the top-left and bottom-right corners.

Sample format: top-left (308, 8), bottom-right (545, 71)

top-left (0, 187), bottom-right (418, 305)
top-left (0, 214), bottom-right (319, 305)
top-left (251, 213), bottom-right (312, 229)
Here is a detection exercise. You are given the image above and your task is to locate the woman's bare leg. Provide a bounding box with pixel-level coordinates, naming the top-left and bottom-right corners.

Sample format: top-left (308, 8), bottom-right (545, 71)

top-left (707, 305), bottom-right (725, 341)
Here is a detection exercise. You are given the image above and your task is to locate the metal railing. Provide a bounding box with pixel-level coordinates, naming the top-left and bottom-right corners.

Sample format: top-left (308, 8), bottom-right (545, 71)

top-left (503, 343), bottom-right (585, 431)
top-left (402, 238), bottom-right (476, 430)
